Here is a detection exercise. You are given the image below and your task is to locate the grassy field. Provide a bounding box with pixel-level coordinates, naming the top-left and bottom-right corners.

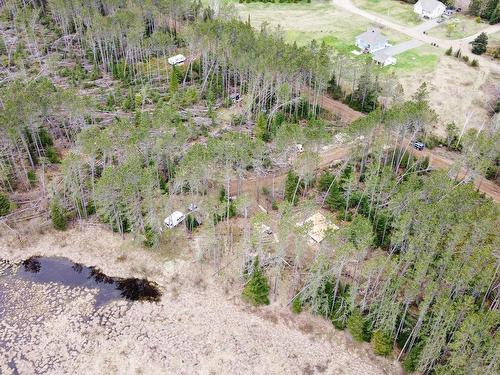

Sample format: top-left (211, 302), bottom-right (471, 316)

top-left (427, 15), bottom-right (488, 40)
top-left (231, 0), bottom-right (443, 77)
top-left (233, 0), bottom-right (409, 54)
top-left (352, 0), bottom-right (421, 26)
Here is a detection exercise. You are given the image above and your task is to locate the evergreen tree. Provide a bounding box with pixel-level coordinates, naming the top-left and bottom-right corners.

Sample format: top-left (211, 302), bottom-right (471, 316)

top-left (327, 73), bottom-right (343, 99)
top-left (469, 0), bottom-right (483, 16)
top-left (143, 226), bottom-right (159, 248)
top-left (0, 192), bottom-right (11, 216)
top-left (50, 200), bottom-right (67, 230)
top-left (471, 32), bottom-right (488, 55)
top-left (371, 330), bottom-right (393, 356)
top-left (482, 0), bottom-right (499, 22)
top-left (489, 1), bottom-right (500, 23)
top-left (254, 112), bottom-right (270, 141)
top-left (27, 170), bottom-right (37, 186)
top-left (284, 170), bottom-right (301, 205)
top-left (402, 343), bottom-right (423, 373)
top-left (412, 82), bottom-right (429, 103)
top-left (0, 36), bottom-right (6, 56)
top-left (169, 66), bottom-right (179, 95)
top-left (318, 171), bottom-right (334, 192)
top-left (325, 181), bottom-right (345, 211)
top-left (242, 257), bottom-right (270, 306)
top-left (347, 308), bottom-right (371, 342)
top-left (185, 214), bottom-right (200, 232)
top-left (291, 296), bottom-right (302, 314)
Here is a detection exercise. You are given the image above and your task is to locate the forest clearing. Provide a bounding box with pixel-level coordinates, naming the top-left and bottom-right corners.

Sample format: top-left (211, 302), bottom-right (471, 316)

top-left (0, 0), bottom-right (499, 374)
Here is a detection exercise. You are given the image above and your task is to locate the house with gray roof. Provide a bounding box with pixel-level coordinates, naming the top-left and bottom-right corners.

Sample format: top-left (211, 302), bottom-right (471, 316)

top-left (355, 28), bottom-right (390, 53)
top-left (372, 50), bottom-right (396, 66)
top-left (414, 0), bottom-right (446, 19)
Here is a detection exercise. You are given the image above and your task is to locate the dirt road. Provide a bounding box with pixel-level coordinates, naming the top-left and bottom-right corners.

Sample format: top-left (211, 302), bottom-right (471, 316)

top-left (231, 94), bottom-right (500, 202)
top-left (420, 148), bottom-right (500, 201)
top-left (232, 143), bottom-right (500, 202)
top-left (303, 86), bottom-right (364, 123)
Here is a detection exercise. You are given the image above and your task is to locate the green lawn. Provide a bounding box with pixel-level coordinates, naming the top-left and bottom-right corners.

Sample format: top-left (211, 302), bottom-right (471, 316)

top-left (387, 45), bottom-right (441, 74)
top-left (352, 0), bottom-right (421, 26)
top-left (427, 15), bottom-right (488, 40)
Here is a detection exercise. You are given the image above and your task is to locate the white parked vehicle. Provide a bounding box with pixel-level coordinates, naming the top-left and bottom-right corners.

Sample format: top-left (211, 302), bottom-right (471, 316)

top-left (167, 54), bottom-right (186, 66)
top-left (164, 211), bottom-right (185, 228)
top-left (296, 144), bottom-right (304, 153)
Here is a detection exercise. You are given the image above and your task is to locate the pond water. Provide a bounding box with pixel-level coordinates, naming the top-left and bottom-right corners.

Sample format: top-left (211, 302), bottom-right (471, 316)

top-left (0, 256), bottom-right (161, 308)
top-left (0, 257), bottom-right (162, 374)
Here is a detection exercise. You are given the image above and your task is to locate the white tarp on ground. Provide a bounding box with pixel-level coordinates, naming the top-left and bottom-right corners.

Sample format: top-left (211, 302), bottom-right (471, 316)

top-left (297, 212), bottom-right (339, 243)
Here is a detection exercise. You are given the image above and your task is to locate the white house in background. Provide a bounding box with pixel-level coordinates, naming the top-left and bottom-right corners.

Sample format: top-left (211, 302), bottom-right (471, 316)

top-left (167, 54), bottom-right (186, 66)
top-left (372, 50), bottom-right (397, 66)
top-left (355, 28), bottom-right (390, 53)
top-left (414, 0), bottom-right (446, 18)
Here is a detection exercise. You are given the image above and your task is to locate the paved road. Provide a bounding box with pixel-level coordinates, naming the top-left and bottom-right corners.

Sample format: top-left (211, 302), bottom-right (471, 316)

top-left (333, 0), bottom-right (500, 72)
top-left (383, 39), bottom-right (424, 56)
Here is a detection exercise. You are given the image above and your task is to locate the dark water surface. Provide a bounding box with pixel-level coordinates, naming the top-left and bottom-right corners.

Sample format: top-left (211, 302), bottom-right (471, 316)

top-left (1, 256), bottom-right (161, 307)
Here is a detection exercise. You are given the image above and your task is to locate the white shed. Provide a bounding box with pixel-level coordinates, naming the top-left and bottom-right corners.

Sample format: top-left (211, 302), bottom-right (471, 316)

top-left (414, 0), bottom-right (446, 18)
top-left (167, 54), bottom-right (186, 66)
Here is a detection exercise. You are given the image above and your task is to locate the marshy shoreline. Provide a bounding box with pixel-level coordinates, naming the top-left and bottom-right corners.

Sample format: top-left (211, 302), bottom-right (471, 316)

top-left (0, 226), bottom-right (400, 375)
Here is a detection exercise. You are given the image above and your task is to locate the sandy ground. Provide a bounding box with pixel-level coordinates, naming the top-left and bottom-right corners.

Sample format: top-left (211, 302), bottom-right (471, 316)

top-left (0, 226), bottom-right (401, 375)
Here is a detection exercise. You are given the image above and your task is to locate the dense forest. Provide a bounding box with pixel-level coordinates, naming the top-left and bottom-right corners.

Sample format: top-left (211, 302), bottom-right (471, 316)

top-left (0, 0), bottom-right (499, 374)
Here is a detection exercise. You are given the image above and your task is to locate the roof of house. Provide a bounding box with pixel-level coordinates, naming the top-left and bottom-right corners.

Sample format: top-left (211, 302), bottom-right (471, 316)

top-left (356, 28), bottom-right (388, 46)
top-left (416, 0), bottom-right (445, 12)
top-left (372, 50), bottom-right (392, 64)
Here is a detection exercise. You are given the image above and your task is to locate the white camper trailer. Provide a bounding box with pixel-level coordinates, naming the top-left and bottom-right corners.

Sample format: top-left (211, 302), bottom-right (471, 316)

top-left (167, 54), bottom-right (186, 66)
top-left (164, 211), bottom-right (185, 228)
